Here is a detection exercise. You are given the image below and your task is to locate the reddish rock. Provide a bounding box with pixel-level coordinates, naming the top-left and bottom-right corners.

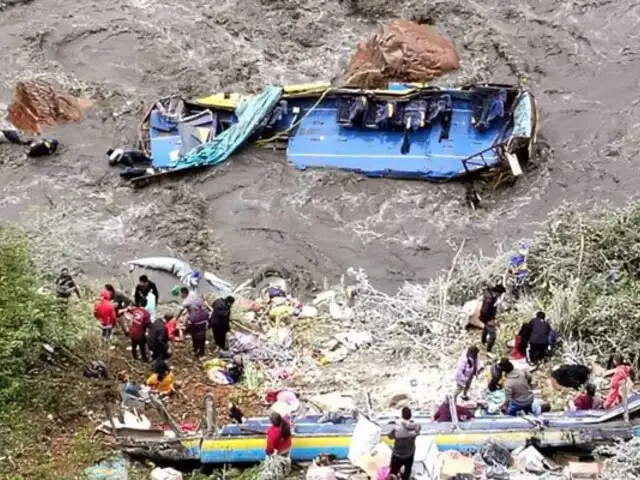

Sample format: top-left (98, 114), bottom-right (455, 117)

top-left (7, 79), bottom-right (90, 134)
top-left (342, 19), bottom-right (460, 89)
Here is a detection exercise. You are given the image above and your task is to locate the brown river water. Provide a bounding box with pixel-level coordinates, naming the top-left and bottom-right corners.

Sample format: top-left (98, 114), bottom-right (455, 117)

top-left (0, 0), bottom-right (638, 293)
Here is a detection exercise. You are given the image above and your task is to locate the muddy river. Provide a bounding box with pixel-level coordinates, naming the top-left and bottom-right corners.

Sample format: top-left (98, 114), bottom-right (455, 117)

top-left (0, 0), bottom-right (638, 292)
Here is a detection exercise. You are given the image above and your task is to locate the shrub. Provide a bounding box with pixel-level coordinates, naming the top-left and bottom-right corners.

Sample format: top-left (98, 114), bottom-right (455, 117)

top-left (0, 226), bottom-right (86, 405)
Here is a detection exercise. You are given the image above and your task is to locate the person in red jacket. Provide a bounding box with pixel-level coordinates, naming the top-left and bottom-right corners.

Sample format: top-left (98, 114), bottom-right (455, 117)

top-left (128, 299), bottom-right (152, 361)
top-left (94, 290), bottom-right (117, 340)
top-left (265, 412), bottom-right (292, 456)
top-left (571, 383), bottom-right (603, 411)
top-left (604, 354), bottom-right (632, 409)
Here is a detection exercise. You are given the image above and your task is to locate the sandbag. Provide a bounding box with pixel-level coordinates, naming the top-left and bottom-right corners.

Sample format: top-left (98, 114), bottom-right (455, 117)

top-left (348, 414), bottom-right (381, 465)
top-left (463, 297), bottom-right (483, 329)
top-left (341, 20), bottom-right (459, 89)
top-left (306, 465), bottom-right (336, 480)
top-left (151, 467), bottom-right (183, 480)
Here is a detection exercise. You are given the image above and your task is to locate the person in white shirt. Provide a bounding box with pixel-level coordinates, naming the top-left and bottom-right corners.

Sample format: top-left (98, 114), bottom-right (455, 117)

top-left (178, 286), bottom-right (200, 317)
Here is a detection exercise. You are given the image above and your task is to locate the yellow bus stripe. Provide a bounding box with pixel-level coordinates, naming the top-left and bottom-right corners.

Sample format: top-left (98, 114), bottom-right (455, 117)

top-left (195, 430), bottom-right (567, 451)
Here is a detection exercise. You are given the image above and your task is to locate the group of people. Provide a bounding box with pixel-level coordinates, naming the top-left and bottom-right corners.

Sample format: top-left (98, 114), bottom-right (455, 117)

top-left (473, 284), bottom-right (557, 364)
top-left (86, 273), bottom-right (241, 398)
top-left (450, 348), bottom-right (633, 419)
top-left (455, 281), bottom-right (635, 419)
top-left (452, 346), bottom-right (544, 416)
top-left (90, 275), bottom-right (237, 362)
top-left (376, 351), bottom-right (636, 480)
top-left (385, 355), bottom-right (635, 480)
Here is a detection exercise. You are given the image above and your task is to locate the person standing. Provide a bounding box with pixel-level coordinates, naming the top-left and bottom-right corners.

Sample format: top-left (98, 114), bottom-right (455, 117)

top-left (512, 320), bottom-right (532, 360)
top-left (603, 354), bottom-right (632, 409)
top-left (388, 407), bottom-right (421, 480)
top-left (148, 315), bottom-right (170, 361)
top-left (186, 301), bottom-right (209, 358)
top-left (56, 267), bottom-right (81, 299)
top-left (128, 299), bottom-right (152, 362)
top-left (455, 346), bottom-right (481, 401)
top-left (528, 311), bottom-right (551, 364)
top-left (134, 275), bottom-right (159, 306)
top-left (210, 296), bottom-right (235, 351)
top-left (94, 290), bottom-right (117, 341)
top-left (105, 283), bottom-right (133, 335)
top-left (179, 287), bottom-right (199, 312)
top-left (145, 289), bottom-right (157, 322)
top-left (479, 284), bottom-right (505, 354)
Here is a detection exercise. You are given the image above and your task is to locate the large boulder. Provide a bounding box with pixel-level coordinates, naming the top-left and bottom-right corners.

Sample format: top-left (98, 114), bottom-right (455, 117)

top-left (7, 79), bottom-right (90, 134)
top-left (341, 19), bottom-right (460, 89)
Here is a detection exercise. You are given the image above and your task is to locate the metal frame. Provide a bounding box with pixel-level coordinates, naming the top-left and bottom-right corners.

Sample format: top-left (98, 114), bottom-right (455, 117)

top-left (461, 143), bottom-right (506, 175)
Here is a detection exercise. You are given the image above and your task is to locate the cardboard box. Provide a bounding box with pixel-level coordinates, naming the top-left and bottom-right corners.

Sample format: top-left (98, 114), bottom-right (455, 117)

top-left (439, 451), bottom-right (474, 479)
top-left (568, 461), bottom-right (602, 479)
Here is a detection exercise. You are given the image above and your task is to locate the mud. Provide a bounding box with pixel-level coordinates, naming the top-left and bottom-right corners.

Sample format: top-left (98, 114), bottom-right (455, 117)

top-left (0, 0), bottom-right (639, 292)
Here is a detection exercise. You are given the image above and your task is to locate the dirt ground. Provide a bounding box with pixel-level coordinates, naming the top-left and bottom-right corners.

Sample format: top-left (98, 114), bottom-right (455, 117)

top-left (1, 0), bottom-right (639, 294)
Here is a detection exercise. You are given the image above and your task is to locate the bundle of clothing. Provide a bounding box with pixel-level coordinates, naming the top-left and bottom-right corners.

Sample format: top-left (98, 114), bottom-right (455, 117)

top-left (203, 358), bottom-right (244, 385)
top-left (550, 365), bottom-right (591, 389)
top-left (228, 332), bottom-right (292, 362)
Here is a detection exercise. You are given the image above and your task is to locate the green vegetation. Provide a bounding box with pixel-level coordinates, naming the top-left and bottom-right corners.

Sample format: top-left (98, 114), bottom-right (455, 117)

top-left (523, 203), bottom-right (640, 365)
top-left (437, 202), bottom-right (640, 366)
top-left (0, 226), bottom-right (88, 405)
top-left (0, 225), bottom-right (101, 478)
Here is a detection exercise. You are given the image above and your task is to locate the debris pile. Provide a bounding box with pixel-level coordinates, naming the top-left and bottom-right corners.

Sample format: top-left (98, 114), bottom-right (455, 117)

top-left (324, 202), bottom-right (640, 369)
top-left (597, 437), bottom-right (640, 480)
top-left (341, 19), bottom-right (460, 88)
top-left (342, 415), bottom-right (603, 480)
top-left (7, 79), bottom-right (91, 134)
top-left (312, 254), bottom-right (507, 364)
top-left (38, 202), bottom-right (640, 477)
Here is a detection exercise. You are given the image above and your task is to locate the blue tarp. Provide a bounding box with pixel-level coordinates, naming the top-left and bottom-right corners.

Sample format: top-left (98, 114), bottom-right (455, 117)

top-left (169, 86), bottom-right (283, 169)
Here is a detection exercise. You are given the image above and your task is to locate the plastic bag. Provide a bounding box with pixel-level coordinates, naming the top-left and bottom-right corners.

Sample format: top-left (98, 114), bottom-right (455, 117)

top-left (348, 414), bottom-right (381, 465)
top-left (480, 439), bottom-right (512, 467)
